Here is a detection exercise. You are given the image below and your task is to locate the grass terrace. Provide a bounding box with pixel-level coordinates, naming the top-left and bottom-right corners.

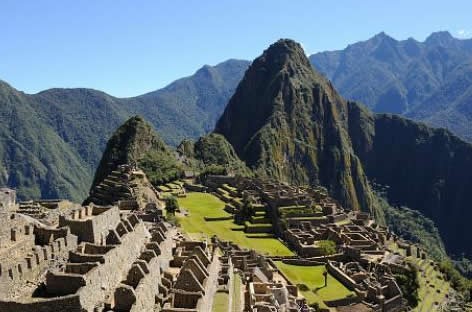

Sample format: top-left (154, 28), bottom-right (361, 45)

top-left (278, 205), bottom-right (315, 218)
top-left (212, 292), bottom-right (229, 312)
top-left (232, 273), bottom-right (242, 312)
top-left (176, 192), bottom-right (293, 256)
top-left (157, 185), bottom-right (171, 192)
top-left (409, 257), bottom-right (451, 312)
top-left (275, 262), bottom-right (354, 308)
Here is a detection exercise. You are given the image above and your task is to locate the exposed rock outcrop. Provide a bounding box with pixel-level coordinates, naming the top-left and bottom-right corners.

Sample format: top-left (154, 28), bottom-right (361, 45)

top-left (347, 103), bottom-right (472, 257)
top-left (215, 39), bottom-right (373, 212)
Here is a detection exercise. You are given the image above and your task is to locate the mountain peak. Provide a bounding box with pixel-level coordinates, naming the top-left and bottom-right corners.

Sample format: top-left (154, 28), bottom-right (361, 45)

top-left (261, 38), bottom-right (311, 69)
top-left (268, 38), bottom-right (305, 53)
top-left (425, 31), bottom-right (455, 45)
top-left (90, 115), bottom-right (169, 188)
top-left (215, 39), bottom-right (373, 211)
top-left (373, 31), bottom-right (391, 40)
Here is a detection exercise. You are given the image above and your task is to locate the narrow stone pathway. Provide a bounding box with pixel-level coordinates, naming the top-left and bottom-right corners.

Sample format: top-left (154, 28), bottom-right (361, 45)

top-left (200, 252), bottom-right (222, 311)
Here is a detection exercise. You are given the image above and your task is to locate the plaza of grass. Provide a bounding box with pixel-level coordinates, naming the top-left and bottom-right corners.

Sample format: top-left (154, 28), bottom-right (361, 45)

top-left (177, 192), bottom-right (354, 308)
top-left (276, 262), bottom-right (355, 308)
top-left (176, 192), bottom-right (293, 256)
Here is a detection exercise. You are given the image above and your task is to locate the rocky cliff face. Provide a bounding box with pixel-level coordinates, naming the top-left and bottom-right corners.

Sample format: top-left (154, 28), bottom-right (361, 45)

top-left (215, 39), bottom-right (373, 212)
top-left (348, 103), bottom-right (472, 257)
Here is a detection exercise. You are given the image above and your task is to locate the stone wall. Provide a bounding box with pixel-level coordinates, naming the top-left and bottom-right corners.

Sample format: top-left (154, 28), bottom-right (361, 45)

top-left (326, 261), bottom-right (357, 291)
top-left (59, 205), bottom-right (121, 244)
top-left (61, 220), bottom-right (149, 311)
top-left (0, 232), bottom-right (77, 299)
top-left (4, 217), bottom-right (150, 312)
top-left (114, 247), bottom-right (161, 312)
top-left (0, 294), bottom-right (83, 312)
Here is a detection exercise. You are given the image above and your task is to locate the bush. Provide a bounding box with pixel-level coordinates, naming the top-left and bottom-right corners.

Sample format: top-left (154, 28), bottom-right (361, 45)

top-left (318, 240), bottom-right (336, 256)
top-left (165, 195), bottom-right (179, 215)
top-left (139, 150), bottom-right (183, 186)
top-left (439, 260), bottom-right (472, 299)
top-left (166, 211), bottom-right (180, 226)
top-left (394, 265), bottom-right (419, 307)
top-left (199, 164), bottom-right (227, 181)
top-left (297, 283), bottom-right (309, 291)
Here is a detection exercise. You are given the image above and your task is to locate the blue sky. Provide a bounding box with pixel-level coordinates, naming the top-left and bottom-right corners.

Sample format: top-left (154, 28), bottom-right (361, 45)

top-left (0, 0), bottom-right (471, 97)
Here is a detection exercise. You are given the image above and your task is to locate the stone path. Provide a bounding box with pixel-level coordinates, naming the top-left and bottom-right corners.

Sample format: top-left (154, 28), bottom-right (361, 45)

top-left (199, 253), bottom-right (222, 312)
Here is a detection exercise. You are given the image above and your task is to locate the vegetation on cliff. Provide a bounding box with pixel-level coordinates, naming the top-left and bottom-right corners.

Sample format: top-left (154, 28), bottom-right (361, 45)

top-left (394, 265), bottom-right (420, 307)
top-left (0, 59), bottom-right (248, 201)
top-left (215, 39), bottom-right (373, 212)
top-left (373, 190), bottom-right (446, 261)
top-left (348, 102), bottom-right (472, 258)
top-left (91, 116), bottom-right (182, 191)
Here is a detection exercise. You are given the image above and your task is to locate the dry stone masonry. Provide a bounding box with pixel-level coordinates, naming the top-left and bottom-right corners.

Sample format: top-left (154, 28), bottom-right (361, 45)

top-left (0, 168), bottom-right (454, 311)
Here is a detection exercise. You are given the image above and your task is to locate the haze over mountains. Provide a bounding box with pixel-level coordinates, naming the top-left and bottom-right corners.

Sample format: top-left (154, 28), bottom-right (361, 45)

top-left (311, 31), bottom-right (472, 141)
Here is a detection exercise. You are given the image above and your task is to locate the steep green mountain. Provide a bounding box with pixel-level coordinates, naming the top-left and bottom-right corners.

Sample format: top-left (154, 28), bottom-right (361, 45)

top-left (0, 59), bottom-right (249, 201)
top-left (347, 102), bottom-right (472, 257)
top-left (0, 81), bottom-right (91, 202)
top-left (214, 38), bottom-right (472, 259)
top-left (32, 88), bottom-right (130, 169)
top-left (194, 133), bottom-right (249, 174)
top-left (90, 116), bottom-right (181, 191)
top-left (176, 134), bottom-right (250, 177)
top-left (310, 31), bottom-right (472, 141)
top-left (215, 39), bottom-right (373, 212)
top-left (131, 59), bottom-right (250, 145)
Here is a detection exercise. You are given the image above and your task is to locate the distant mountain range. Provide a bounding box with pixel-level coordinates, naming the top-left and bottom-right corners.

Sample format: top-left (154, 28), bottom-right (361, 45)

top-left (310, 31), bottom-right (472, 141)
top-left (0, 59), bottom-right (249, 201)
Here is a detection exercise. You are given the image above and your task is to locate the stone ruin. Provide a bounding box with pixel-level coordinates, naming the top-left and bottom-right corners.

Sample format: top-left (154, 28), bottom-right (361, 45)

top-left (213, 238), bottom-right (301, 312)
top-left (327, 261), bottom-right (404, 311)
top-left (0, 170), bottom-right (439, 312)
top-left (86, 164), bottom-right (162, 212)
top-left (201, 175), bottom-right (418, 311)
top-left (159, 240), bottom-right (220, 312)
top-left (0, 184), bottom-right (176, 312)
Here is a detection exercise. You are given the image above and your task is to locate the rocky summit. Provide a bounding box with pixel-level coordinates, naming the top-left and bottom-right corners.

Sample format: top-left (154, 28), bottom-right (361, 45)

top-left (215, 39), bottom-right (373, 212)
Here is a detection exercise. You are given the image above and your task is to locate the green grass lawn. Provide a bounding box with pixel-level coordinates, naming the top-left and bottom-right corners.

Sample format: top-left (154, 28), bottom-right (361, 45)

top-left (212, 292), bottom-right (229, 312)
top-left (177, 192), bottom-right (293, 256)
top-left (275, 262), bottom-right (354, 308)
